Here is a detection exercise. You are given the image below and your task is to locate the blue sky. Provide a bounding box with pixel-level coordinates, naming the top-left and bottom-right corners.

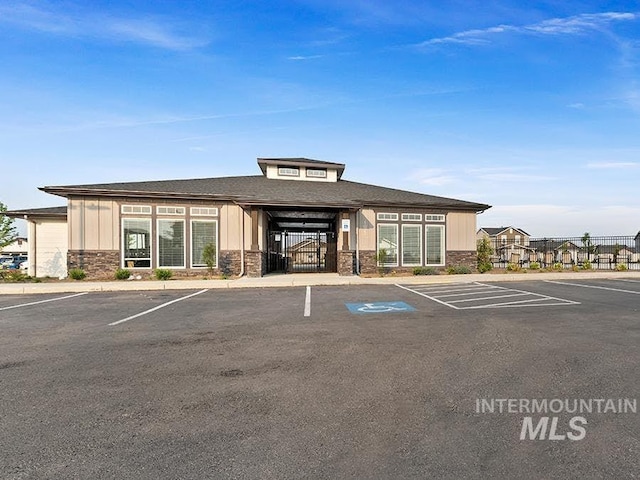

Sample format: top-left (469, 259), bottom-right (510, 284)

top-left (1, 1), bottom-right (639, 237)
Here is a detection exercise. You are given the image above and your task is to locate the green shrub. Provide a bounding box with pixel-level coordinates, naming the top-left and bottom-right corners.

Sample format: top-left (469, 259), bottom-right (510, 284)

top-left (446, 265), bottom-right (472, 275)
top-left (551, 262), bottom-right (563, 271)
top-left (202, 242), bottom-right (217, 275)
top-left (581, 260), bottom-right (593, 270)
top-left (69, 268), bottom-right (86, 280)
top-left (115, 268), bottom-right (131, 280)
top-left (529, 261), bottom-right (540, 270)
top-left (477, 262), bottom-right (492, 273)
top-left (476, 238), bottom-right (493, 273)
top-left (413, 266), bottom-right (438, 276)
top-left (155, 268), bottom-right (173, 280)
top-left (0, 270), bottom-right (31, 282)
top-left (506, 262), bottom-right (521, 272)
top-left (616, 263), bottom-right (628, 271)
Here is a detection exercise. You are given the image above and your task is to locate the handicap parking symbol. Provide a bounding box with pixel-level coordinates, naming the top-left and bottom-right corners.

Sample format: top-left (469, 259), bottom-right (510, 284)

top-left (345, 301), bottom-right (416, 314)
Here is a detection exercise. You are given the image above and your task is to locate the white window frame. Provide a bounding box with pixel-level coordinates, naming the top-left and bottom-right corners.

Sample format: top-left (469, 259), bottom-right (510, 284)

top-left (401, 213), bottom-right (422, 222)
top-left (190, 207), bottom-right (219, 217)
top-left (306, 168), bottom-right (327, 178)
top-left (377, 223), bottom-right (399, 267)
top-left (425, 224), bottom-right (445, 266)
top-left (121, 205), bottom-right (152, 214)
top-left (424, 214), bottom-right (445, 222)
top-left (377, 212), bottom-right (399, 221)
top-left (191, 220), bottom-right (218, 268)
top-left (156, 219), bottom-right (186, 269)
top-left (121, 218), bottom-right (152, 269)
top-left (401, 224), bottom-right (423, 266)
top-left (278, 167), bottom-right (300, 177)
top-left (157, 206), bottom-right (186, 215)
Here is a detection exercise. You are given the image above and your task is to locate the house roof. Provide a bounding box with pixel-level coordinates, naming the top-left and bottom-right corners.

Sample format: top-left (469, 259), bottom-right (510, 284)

top-left (40, 175), bottom-right (490, 212)
top-left (5, 206), bottom-right (67, 218)
top-left (257, 157), bottom-right (346, 179)
top-left (478, 226), bottom-right (530, 236)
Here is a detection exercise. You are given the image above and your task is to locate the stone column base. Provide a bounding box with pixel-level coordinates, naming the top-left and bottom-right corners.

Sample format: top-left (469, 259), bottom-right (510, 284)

top-left (244, 250), bottom-right (265, 277)
top-left (338, 250), bottom-right (356, 276)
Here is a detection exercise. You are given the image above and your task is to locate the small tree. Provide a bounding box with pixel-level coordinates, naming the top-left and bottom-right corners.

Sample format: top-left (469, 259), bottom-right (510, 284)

top-left (0, 202), bottom-right (17, 249)
top-left (581, 232), bottom-right (596, 260)
top-left (202, 242), bottom-right (217, 276)
top-left (477, 237), bottom-right (493, 273)
top-left (376, 248), bottom-right (389, 276)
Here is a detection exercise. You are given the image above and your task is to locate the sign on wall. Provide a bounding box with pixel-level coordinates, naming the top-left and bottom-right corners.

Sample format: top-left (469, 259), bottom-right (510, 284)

top-left (341, 219), bottom-right (350, 232)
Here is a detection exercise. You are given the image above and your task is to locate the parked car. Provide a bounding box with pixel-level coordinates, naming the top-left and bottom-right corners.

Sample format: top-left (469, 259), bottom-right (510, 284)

top-left (0, 256), bottom-right (13, 268)
top-left (19, 260), bottom-right (29, 271)
top-left (3, 256), bottom-right (28, 269)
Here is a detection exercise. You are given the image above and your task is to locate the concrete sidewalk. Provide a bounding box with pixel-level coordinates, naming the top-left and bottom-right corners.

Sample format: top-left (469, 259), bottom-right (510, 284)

top-left (1, 270), bottom-right (639, 294)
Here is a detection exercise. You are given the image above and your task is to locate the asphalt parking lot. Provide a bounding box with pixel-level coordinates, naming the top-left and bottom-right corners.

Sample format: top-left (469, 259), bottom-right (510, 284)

top-left (1, 278), bottom-right (639, 479)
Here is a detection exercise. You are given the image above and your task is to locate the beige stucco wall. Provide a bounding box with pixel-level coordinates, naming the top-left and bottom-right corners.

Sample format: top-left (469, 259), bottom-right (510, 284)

top-left (356, 209), bottom-right (376, 251)
top-left (29, 219), bottom-right (68, 278)
top-left (68, 198), bottom-right (119, 251)
top-left (220, 204), bottom-right (246, 250)
top-left (446, 212), bottom-right (477, 251)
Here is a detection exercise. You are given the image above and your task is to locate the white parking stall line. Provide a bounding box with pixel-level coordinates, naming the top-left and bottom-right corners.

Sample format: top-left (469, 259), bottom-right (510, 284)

top-left (447, 292), bottom-right (530, 304)
top-left (108, 289), bottom-right (208, 326)
top-left (544, 280), bottom-right (640, 295)
top-left (0, 292), bottom-right (89, 312)
top-left (435, 288), bottom-right (505, 298)
top-left (611, 279), bottom-right (640, 284)
top-left (398, 282), bottom-right (579, 310)
top-left (304, 286), bottom-right (311, 317)
top-left (396, 284), bottom-right (462, 310)
top-left (409, 284), bottom-right (485, 293)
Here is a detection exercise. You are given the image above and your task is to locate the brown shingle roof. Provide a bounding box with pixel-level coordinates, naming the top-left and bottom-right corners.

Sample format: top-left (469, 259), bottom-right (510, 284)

top-left (40, 176), bottom-right (490, 211)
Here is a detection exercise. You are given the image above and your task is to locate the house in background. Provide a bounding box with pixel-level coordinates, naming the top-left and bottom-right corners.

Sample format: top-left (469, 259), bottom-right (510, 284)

top-left (4, 207), bottom-right (68, 278)
top-left (8, 158), bottom-right (490, 278)
top-left (1, 236), bottom-right (28, 256)
top-left (477, 226), bottom-right (531, 263)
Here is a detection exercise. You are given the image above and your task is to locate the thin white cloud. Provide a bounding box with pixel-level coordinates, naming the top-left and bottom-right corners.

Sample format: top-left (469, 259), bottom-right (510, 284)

top-left (414, 12), bottom-right (638, 48)
top-left (478, 173), bottom-right (556, 182)
top-left (567, 102), bottom-right (586, 109)
top-left (407, 168), bottom-right (456, 186)
top-left (586, 161), bottom-right (639, 169)
top-left (0, 1), bottom-right (207, 50)
top-left (287, 55), bottom-right (325, 61)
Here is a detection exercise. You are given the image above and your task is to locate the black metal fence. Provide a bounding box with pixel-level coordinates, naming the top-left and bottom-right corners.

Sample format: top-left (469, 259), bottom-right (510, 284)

top-left (486, 235), bottom-right (640, 270)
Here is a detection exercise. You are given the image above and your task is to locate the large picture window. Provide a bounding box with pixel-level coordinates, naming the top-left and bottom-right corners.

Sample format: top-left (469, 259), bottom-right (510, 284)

top-left (425, 225), bottom-right (445, 265)
top-left (377, 224), bottom-right (398, 266)
top-left (158, 219), bottom-right (185, 268)
top-left (122, 219), bottom-right (151, 268)
top-left (191, 220), bottom-right (217, 268)
top-left (402, 224), bottom-right (422, 266)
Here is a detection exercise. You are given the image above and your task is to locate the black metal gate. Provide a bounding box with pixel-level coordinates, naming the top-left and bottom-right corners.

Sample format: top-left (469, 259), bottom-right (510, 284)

top-left (267, 231), bottom-right (337, 273)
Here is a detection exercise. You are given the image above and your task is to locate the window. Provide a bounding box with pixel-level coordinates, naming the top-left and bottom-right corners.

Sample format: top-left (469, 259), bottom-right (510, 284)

top-left (157, 206), bottom-right (185, 215)
top-left (402, 225), bottom-right (422, 266)
top-left (157, 219), bottom-right (185, 268)
top-left (306, 168), bottom-right (327, 178)
top-left (425, 225), bottom-right (445, 265)
top-left (121, 205), bottom-right (151, 214)
top-left (278, 167), bottom-right (299, 177)
top-left (401, 213), bottom-right (422, 222)
top-left (424, 214), bottom-right (445, 222)
top-left (377, 224), bottom-right (398, 266)
top-left (191, 220), bottom-right (217, 268)
top-left (515, 235), bottom-right (521, 245)
top-left (377, 212), bottom-right (399, 221)
top-left (122, 219), bottom-right (151, 268)
top-left (190, 207), bottom-right (218, 217)
top-left (501, 235), bottom-right (507, 246)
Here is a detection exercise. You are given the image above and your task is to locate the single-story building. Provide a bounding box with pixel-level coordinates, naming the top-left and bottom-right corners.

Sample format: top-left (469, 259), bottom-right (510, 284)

top-left (1, 236), bottom-right (29, 256)
top-left (7, 158), bottom-right (490, 278)
top-left (4, 207), bottom-right (68, 278)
